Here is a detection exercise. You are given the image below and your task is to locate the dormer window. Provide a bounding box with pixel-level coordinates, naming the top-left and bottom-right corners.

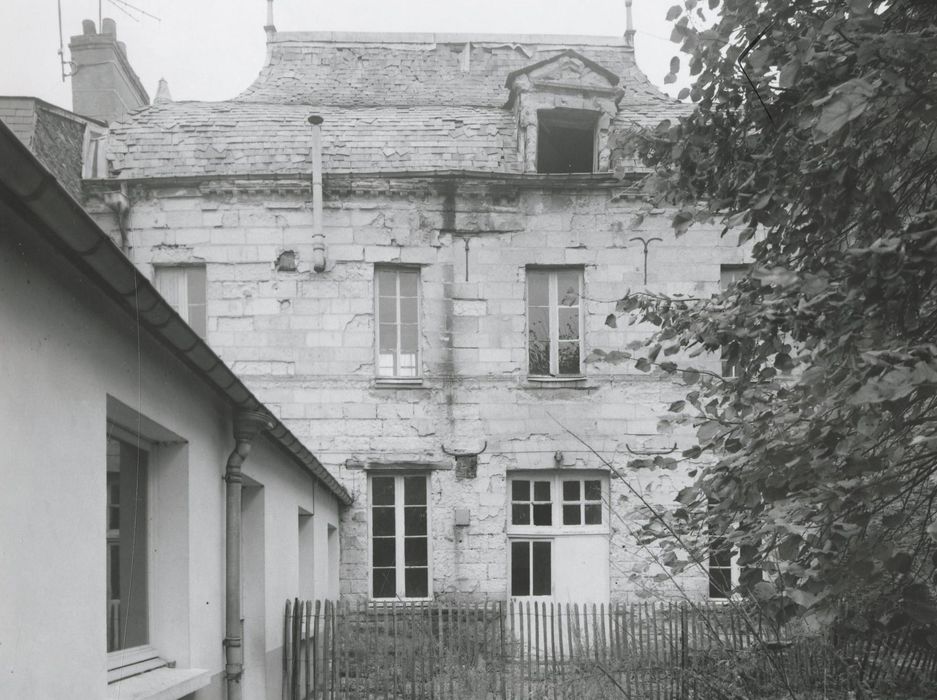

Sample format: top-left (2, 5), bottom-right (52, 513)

top-left (537, 108), bottom-right (598, 174)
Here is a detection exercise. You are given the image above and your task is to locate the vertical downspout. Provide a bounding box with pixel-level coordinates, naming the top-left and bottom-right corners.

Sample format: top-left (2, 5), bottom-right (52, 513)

top-left (224, 409), bottom-right (275, 700)
top-left (308, 115), bottom-right (327, 273)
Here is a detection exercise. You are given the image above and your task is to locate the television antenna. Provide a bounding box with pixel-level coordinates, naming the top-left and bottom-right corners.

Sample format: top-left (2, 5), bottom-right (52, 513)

top-left (58, 0), bottom-right (161, 82)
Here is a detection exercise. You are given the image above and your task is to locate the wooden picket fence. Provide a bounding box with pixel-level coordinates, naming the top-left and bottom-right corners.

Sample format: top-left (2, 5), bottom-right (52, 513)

top-left (283, 599), bottom-right (937, 699)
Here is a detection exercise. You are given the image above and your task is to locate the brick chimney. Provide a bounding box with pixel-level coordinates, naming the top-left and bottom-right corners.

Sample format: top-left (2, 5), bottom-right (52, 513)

top-left (69, 18), bottom-right (149, 124)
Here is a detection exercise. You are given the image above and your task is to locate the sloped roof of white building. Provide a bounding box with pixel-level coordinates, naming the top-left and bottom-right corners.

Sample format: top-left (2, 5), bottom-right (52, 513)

top-left (104, 31), bottom-right (691, 180)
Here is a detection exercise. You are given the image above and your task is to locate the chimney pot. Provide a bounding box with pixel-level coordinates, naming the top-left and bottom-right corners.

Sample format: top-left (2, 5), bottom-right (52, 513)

top-left (82, 19), bottom-right (96, 35)
top-left (102, 17), bottom-right (117, 36)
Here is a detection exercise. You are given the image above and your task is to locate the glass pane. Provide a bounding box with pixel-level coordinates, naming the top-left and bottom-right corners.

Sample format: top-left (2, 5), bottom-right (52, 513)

top-left (400, 324), bottom-right (418, 353)
top-left (373, 568), bottom-right (396, 598)
top-left (511, 504), bottom-right (530, 526)
top-left (379, 323), bottom-right (397, 352)
top-left (511, 542), bottom-right (530, 596)
top-left (109, 438), bottom-right (149, 652)
top-left (400, 296), bottom-right (418, 324)
top-left (562, 481), bottom-right (579, 502)
top-left (404, 476), bottom-right (426, 505)
top-left (533, 503), bottom-right (552, 526)
top-left (404, 506), bottom-right (427, 535)
top-left (529, 341), bottom-right (550, 375)
top-left (372, 538), bottom-right (396, 567)
top-left (584, 504), bottom-right (602, 525)
top-left (557, 270), bottom-right (580, 306)
top-left (187, 266), bottom-right (206, 305)
top-left (511, 480), bottom-right (530, 501)
top-left (533, 481), bottom-right (551, 502)
top-left (405, 568), bottom-right (428, 598)
top-left (372, 477), bottom-right (395, 505)
top-left (584, 480), bottom-right (602, 501)
top-left (558, 308), bottom-right (579, 341)
top-left (189, 303), bottom-right (207, 338)
top-left (399, 270), bottom-right (419, 298)
top-left (532, 542), bottom-right (551, 596)
top-left (379, 296), bottom-right (397, 323)
top-left (563, 504), bottom-right (581, 525)
top-left (528, 306), bottom-right (549, 342)
top-left (528, 271), bottom-right (549, 307)
top-left (710, 539), bottom-right (732, 568)
top-left (709, 568), bottom-right (732, 599)
top-left (378, 353), bottom-right (396, 376)
top-left (397, 354), bottom-right (417, 377)
top-left (558, 341), bottom-right (580, 375)
top-left (404, 538), bottom-right (428, 566)
top-left (372, 506), bottom-right (395, 535)
top-left (377, 270), bottom-right (396, 297)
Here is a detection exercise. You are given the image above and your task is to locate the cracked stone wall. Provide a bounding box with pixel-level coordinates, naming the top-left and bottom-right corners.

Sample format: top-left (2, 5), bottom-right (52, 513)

top-left (87, 180), bottom-right (750, 603)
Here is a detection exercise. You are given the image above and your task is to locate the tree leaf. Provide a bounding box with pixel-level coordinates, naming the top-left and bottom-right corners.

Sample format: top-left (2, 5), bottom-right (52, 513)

top-left (605, 313), bottom-right (618, 328)
top-left (668, 400), bottom-right (686, 412)
top-left (666, 5), bottom-right (683, 21)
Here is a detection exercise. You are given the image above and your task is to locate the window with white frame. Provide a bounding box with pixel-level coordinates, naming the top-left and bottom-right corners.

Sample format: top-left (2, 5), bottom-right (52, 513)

top-left (507, 472), bottom-right (608, 597)
top-left (370, 474), bottom-right (430, 599)
top-left (527, 268), bottom-right (584, 377)
top-left (375, 267), bottom-right (421, 379)
top-left (708, 534), bottom-right (734, 600)
top-left (154, 265), bottom-right (207, 338)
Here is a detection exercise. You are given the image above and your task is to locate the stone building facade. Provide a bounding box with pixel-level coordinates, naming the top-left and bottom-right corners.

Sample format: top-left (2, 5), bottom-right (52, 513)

top-left (82, 20), bottom-right (751, 604)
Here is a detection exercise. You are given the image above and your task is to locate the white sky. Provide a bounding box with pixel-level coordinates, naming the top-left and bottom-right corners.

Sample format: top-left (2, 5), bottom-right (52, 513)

top-left (1, 0), bottom-right (690, 109)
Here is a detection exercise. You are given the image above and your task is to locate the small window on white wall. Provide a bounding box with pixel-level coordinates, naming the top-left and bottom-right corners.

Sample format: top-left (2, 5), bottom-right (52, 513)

top-left (154, 265), bottom-right (207, 338)
top-left (106, 433), bottom-right (149, 653)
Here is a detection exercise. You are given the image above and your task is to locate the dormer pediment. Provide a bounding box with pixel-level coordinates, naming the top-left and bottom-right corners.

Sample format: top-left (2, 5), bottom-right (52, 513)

top-left (505, 50), bottom-right (621, 102)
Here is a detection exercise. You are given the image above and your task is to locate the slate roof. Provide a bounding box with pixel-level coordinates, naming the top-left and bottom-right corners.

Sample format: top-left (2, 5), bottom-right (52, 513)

top-left (105, 31), bottom-right (692, 180)
top-left (0, 97), bottom-right (104, 198)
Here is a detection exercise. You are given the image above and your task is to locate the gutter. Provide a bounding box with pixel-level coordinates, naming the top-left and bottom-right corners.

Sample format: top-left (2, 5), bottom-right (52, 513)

top-left (0, 120), bottom-right (352, 506)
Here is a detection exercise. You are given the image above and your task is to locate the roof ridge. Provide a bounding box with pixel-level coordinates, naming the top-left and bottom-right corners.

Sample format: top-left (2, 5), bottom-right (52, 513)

top-left (270, 30), bottom-right (630, 47)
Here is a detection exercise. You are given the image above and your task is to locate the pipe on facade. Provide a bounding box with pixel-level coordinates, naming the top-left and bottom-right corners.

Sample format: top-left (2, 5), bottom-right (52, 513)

top-left (224, 409), bottom-right (275, 700)
top-left (308, 115), bottom-right (326, 273)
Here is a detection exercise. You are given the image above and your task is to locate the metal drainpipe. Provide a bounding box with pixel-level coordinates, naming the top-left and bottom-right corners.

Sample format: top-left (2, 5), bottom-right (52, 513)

top-left (308, 115), bottom-right (326, 273)
top-left (224, 409), bottom-right (275, 700)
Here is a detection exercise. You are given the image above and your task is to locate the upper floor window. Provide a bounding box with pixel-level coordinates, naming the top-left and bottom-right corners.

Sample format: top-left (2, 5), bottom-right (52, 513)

top-left (537, 109), bottom-right (598, 174)
top-left (527, 268), bottom-right (584, 377)
top-left (375, 267), bottom-right (421, 379)
top-left (370, 474), bottom-right (430, 600)
top-left (154, 265), bottom-right (207, 338)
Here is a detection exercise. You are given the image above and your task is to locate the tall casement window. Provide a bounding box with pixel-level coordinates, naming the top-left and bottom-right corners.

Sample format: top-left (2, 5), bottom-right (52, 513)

top-left (527, 268), bottom-right (584, 377)
top-left (375, 266), bottom-right (421, 379)
top-left (370, 474), bottom-right (430, 599)
top-left (154, 265), bottom-right (207, 338)
top-left (507, 472), bottom-right (608, 597)
top-left (720, 264), bottom-right (750, 378)
top-left (106, 434), bottom-right (149, 652)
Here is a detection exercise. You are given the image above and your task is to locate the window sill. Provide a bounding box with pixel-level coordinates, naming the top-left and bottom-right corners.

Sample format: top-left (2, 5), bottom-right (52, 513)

top-left (372, 377), bottom-right (425, 389)
top-left (106, 667), bottom-right (210, 700)
top-left (524, 376), bottom-right (592, 389)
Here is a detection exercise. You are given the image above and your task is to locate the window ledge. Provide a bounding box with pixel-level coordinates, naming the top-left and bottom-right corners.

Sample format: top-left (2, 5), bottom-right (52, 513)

top-left (524, 376), bottom-right (592, 389)
top-left (373, 378), bottom-right (425, 389)
top-left (107, 667), bottom-right (210, 700)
